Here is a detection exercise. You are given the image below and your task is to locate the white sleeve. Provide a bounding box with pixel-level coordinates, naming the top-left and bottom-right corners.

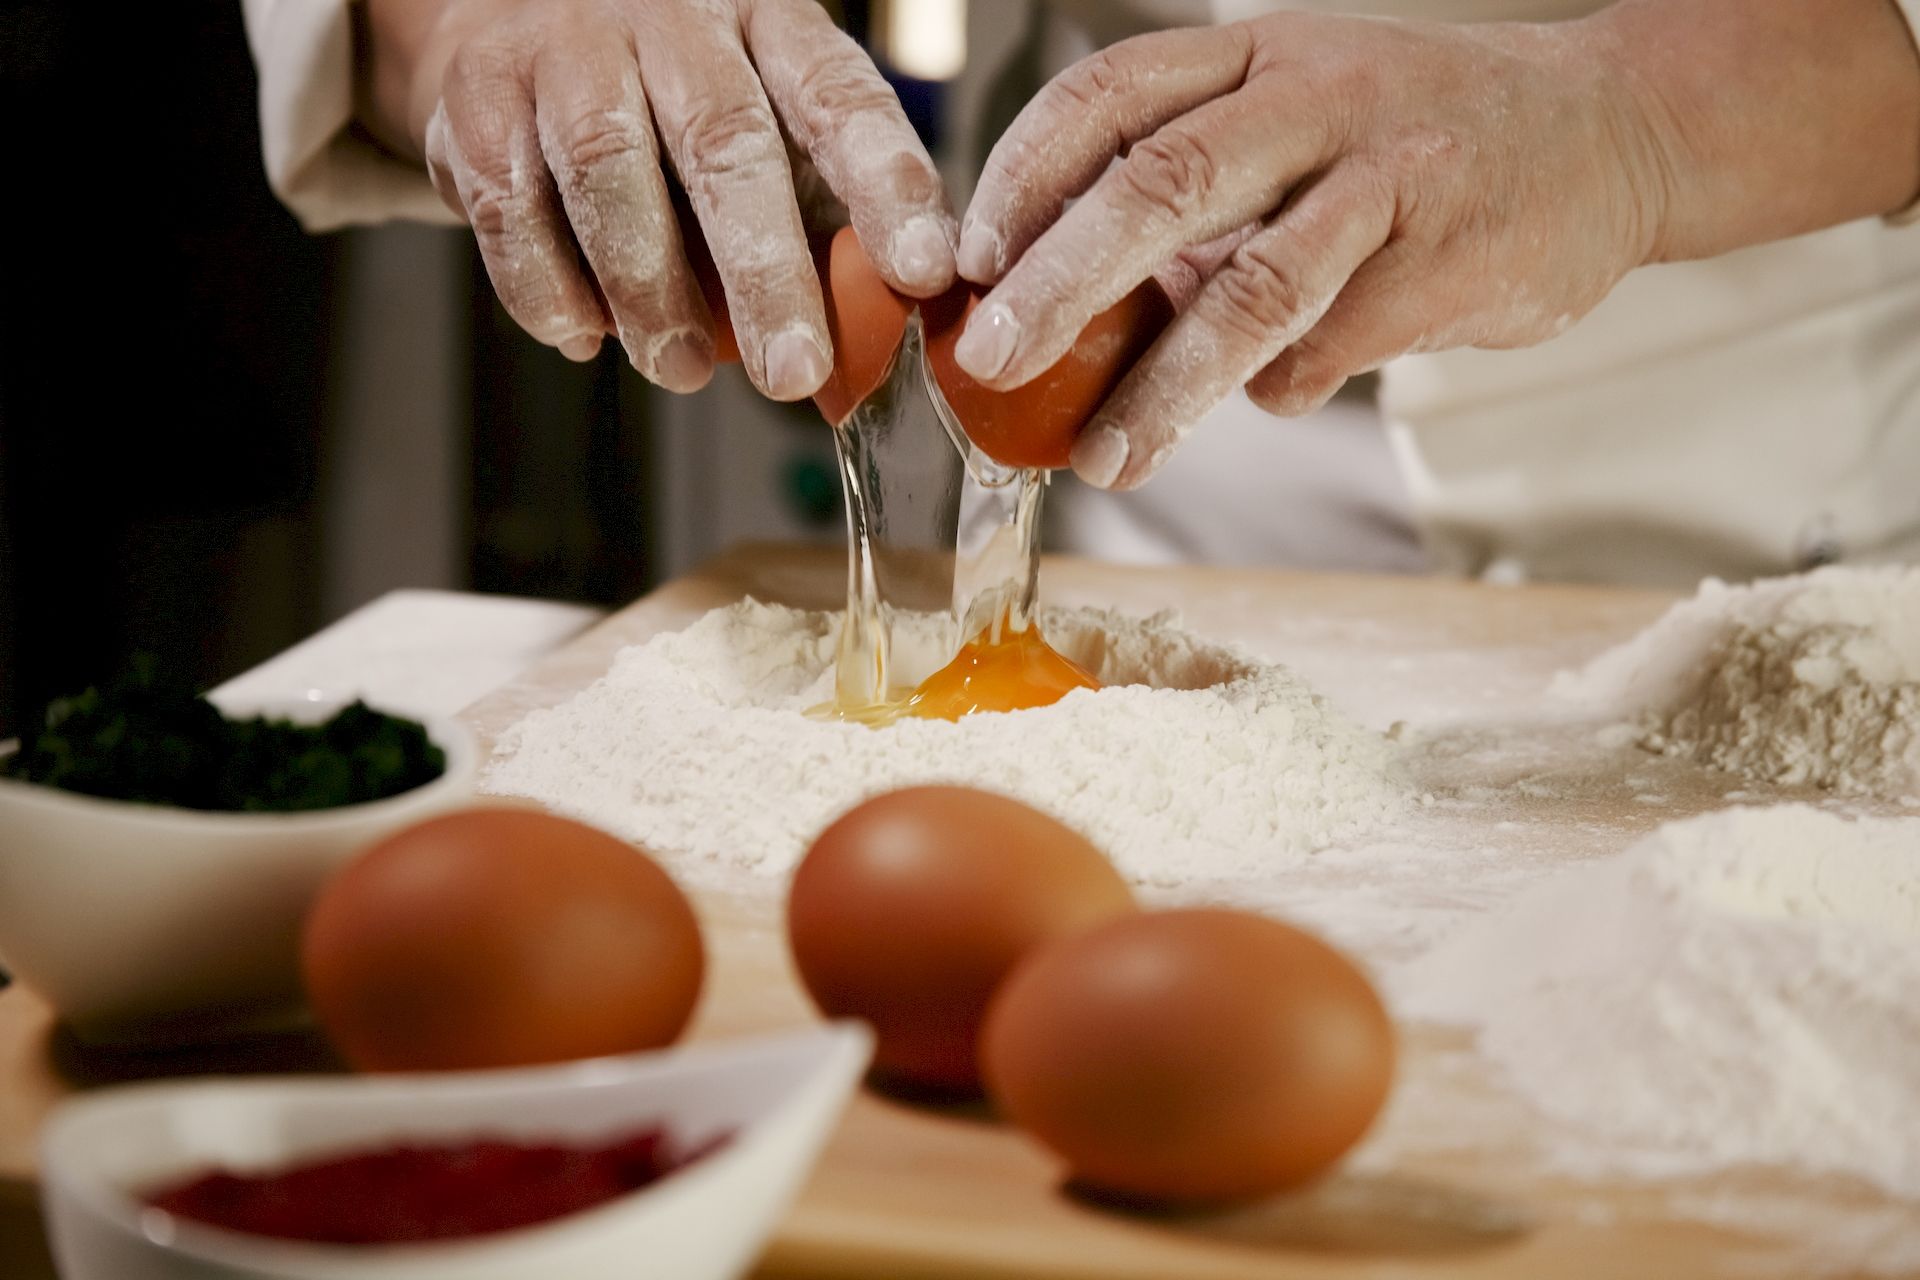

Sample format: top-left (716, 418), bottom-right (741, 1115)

top-left (241, 0), bottom-right (461, 232)
top-left (1890, 0), bottom-right (1920, 225)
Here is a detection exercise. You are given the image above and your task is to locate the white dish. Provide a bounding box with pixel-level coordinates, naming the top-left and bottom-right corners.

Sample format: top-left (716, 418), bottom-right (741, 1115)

top-left (0, 696), bottom-right (477, 1042)
top-left (42, 1022), bottom-right (872, 1280)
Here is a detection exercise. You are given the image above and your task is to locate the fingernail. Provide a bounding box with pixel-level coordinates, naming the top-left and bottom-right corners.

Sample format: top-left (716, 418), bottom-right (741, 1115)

top-left (891, 216), bottom-right (955, 292)
top-left (764, 327), bottom-right (831, 400)
top-left (1071, 423), bottom-right (1131, 489)
top-left (956, 219), bottom-right (1002, 283)
top-left (560, 334), bottom-right (602, 362)
top-left (650, 332), bottom-right (713, 393)
top-left (955, 302), bottom-right (1019, 381)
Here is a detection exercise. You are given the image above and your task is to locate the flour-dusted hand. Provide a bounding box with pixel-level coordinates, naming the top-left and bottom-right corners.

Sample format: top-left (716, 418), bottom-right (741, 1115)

top-left (362, 0), bottom-right (956, 397)
top-left (955, 1), bottom-right (1920, 489)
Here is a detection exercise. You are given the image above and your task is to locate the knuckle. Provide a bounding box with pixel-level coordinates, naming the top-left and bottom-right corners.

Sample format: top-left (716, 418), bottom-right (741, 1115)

top-left (446, 37), bottom-right (521, 94)
top-left (676, 95), bottom-right (784, 179)
top-left (1115, 128), bottom-right (1218, 222)
top-left (560, 107), bottom-right (655, 174)
top-left (1048, 49), bottom-right (1126, 110)
top-left (790, 53), bottom-right (897, 140)
top-left (1209, 238), bottom-right (1314, 343)
top-left (456, 147), bottom-right (531, 239)
top-left (462, 180), bottom-right (519, 241)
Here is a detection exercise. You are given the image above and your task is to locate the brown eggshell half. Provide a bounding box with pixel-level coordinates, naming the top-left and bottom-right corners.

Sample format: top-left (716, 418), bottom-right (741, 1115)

top-left (684, 221), bottom-right (910, 427)
top-left (812, 226), bottom-right (914, 427)
top-left (923, 280), bottom-right (1173, 470)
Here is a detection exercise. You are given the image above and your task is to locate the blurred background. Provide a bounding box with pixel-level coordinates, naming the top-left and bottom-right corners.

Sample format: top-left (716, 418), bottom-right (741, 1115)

top-left (0, 0), bottom-right (1038, 734)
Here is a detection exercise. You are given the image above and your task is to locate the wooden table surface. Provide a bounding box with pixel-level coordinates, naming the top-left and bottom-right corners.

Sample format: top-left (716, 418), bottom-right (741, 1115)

top-left (4, 545), bottom-right (1913, 1279)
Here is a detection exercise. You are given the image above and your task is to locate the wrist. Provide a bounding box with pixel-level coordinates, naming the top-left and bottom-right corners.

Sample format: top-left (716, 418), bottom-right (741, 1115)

top-left (356, 0), bottom-right (437, 160)
top-left (1469, 18), bottom-right (1675, 273)
top-left (1564, 9), bottom-right (1686, 268)
top-left (1577, 0), bottom-right (1920, 263)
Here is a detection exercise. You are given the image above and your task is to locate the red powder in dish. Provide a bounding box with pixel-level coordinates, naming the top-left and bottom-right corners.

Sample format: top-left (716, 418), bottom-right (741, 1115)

top-left (143, 1126), bottom-right (725, 1245)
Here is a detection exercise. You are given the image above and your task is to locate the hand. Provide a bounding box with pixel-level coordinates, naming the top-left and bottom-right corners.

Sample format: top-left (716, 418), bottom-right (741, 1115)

top-left (366, 0), bottom-right (956, 398)
top-left (955, 2), bottom-right (1920, 490)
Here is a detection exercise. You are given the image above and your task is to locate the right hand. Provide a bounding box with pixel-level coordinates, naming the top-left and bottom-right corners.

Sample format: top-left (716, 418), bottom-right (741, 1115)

top-left (379, 0), bottom-right (956, 397)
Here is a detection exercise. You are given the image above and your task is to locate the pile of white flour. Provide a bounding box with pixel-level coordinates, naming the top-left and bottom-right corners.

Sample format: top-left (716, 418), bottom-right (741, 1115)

top-left (1397, 805), bottom-right (1920, 1197)
top-left (1555, 566), bottom-right (1920, 795)
top-left (484, 601), bottom-right (1406, 886)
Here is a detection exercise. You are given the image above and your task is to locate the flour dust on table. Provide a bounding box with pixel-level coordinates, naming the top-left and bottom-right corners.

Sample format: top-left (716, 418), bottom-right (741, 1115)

top-left (1396, 805), bottom-right (1920, 1202)
top-left (1555, 566), bottom-right (1920, 796)
top-left (483, 601), bottom-right (1408, 888)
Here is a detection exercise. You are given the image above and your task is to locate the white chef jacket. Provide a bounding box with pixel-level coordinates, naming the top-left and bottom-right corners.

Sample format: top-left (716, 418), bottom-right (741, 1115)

top-left (244, 0), bottom-right (1920, 587)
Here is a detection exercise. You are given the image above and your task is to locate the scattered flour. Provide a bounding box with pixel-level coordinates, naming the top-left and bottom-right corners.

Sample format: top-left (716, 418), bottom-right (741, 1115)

top-left (1554, 566), bottom-right (1920, 796)
top-left (1396, 805), bottom-right (1920, 1198)
top-left (483, 600), bottom-right (1406, 886)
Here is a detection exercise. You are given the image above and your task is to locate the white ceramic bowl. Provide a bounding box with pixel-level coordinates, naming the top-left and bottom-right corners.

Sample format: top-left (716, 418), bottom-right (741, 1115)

top-left (42, 1022), bottom-right (872, 1280)
top-left (0, 696), bottom-right (477, 1042)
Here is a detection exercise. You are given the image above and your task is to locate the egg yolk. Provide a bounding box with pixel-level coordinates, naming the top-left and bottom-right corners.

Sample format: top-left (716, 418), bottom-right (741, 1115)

top-left (905, 623), bottom-right (1101, 721)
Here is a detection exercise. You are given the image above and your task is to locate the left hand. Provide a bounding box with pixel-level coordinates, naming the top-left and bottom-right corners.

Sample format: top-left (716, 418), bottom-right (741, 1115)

top-left (951, 14), bottom-right (1672, 489)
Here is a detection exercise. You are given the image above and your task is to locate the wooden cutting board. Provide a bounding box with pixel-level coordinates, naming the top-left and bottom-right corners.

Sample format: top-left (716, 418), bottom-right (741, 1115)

top-left (3, 545), bottom-right (1911, 1280)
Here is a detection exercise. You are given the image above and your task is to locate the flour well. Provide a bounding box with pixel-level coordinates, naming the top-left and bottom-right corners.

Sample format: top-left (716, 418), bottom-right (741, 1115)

top-left (1397, 805), bottom-right (1920, 1198)
top-left (1554, 566), bottom-right (1920, 796)
top-left (483, 601), bottom-right (1406, 886)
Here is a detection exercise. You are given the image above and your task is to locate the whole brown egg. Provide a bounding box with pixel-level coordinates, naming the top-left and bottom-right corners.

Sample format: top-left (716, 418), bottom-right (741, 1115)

top-left (302, 808), bottom-right (705, 1072)
top-left (981, 908), bottom-right (1395, 1203)
top-left (786, 786), bottom-right (1136, 1091)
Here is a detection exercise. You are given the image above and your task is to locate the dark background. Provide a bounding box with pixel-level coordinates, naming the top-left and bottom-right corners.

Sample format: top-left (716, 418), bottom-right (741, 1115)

top-left (2, 2), bottom-right (339, 731)
top-left (0, 0), bottom-right (925, 737)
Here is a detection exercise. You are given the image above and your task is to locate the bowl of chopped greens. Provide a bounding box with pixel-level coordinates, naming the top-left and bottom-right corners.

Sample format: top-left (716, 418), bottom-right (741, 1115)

top-left (0, 660), bottom-right (477, 1043)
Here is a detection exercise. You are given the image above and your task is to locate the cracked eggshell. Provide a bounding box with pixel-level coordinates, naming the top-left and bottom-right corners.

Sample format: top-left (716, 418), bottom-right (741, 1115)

top-left (923, 280), bottom-right (1172, 471)
top-left (689, 223), bottom-right (910, 427)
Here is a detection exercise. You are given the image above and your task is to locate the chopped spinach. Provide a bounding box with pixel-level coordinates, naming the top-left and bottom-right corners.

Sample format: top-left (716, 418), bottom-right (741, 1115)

top-left (3, 657), bottom-right (445, 811)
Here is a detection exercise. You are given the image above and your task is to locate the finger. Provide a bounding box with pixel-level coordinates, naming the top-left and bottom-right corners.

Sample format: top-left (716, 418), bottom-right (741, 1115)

top-left (958, 26), bottom-right (1255, 285)
top-left (533, 25), bottom-right (713, 392)
top-left (748, 0), bottom-right (955, 296)
top-left (422, 106), bottom-right (466, 218)
top-left (1245, 243), bottom-right (1434, 417)
top-left (632, 5), bottom-right (829, 401)
top-left (1153, 222), bottom-right (1260, 311)
top-left (438, 35), bottom-right (609, 361)
top-left (957, 85), bottom-right (1340, 389)
top-left (1069, 166), bottom-right (1396, 490)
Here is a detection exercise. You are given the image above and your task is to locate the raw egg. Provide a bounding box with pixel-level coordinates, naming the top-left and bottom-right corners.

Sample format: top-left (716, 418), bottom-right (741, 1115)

top-left (686, 220), bottom-right (910, 426)
top-left (923, 280), bottom-right (1173, 470)
top-left (302, 807), bottom-right (705, 1073)
top-left (787, 786), bottom-right (1136, 1091)
top-left (906, 621), bottom-right (1100, 720)
top-left (981, 908), bottom-right (1395, 1204)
